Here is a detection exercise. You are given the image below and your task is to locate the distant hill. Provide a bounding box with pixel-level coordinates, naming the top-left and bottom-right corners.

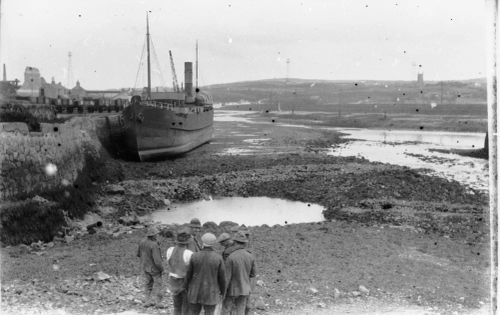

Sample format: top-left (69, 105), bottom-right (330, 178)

top-left (202, 77), bottom-right (487, 106)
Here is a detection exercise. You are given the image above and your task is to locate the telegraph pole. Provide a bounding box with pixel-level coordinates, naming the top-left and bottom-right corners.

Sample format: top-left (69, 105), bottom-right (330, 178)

top-left (286, 58), bottom-right (290, 84)
top-left (338, 86), bottom-right (342, 118)
top-left (440, 81), bottom-right (443, 105)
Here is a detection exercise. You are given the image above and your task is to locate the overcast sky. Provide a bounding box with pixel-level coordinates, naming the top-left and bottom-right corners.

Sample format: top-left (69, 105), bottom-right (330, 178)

top-left (0, 0), bottom-right (488, 89)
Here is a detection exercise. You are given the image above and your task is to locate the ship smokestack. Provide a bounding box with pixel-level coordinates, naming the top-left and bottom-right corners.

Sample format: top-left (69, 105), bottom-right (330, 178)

top-left (184, 62), bottom-right (193, 98)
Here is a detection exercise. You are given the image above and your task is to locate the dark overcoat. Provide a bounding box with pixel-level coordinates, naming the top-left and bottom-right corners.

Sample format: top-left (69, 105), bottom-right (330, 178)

top-left (225, 248), bottom-right (256, 296)
top-left (185, 247), bottom-right (226, 305)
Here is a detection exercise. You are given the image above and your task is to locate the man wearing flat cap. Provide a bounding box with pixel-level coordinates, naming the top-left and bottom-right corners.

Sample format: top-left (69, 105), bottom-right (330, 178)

top-left (187, 218), bottom-right (203, 252)
top-left (166, 227), bottom-right (194, 315)
top-left (222, 231), bottom-right (256, 315)
top-left (216, 232), bottom-right (235, 261)
top-left (185, 233), bottom-right (226, 315)
top-left (137, 226), bottom-right (164, 307)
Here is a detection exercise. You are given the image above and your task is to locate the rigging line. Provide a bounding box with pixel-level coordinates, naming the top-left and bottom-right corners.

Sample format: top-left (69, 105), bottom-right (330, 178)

top-left (133, 36), bottom-right (147, 90)
top-left (149, 36), bottom-right (166, 88)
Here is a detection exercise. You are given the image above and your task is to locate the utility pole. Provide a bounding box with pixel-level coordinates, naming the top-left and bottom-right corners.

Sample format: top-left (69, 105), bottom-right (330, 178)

top-left (286, 58), bottom-right (290, 84)
top-left (440, 81), bottom-right (443, 105)
top-left (338, 86), bottom-right (342, 118)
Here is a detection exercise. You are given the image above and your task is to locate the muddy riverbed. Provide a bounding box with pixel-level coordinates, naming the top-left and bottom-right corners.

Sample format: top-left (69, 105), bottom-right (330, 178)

top-left (1, 110), bottom-right (491, 315)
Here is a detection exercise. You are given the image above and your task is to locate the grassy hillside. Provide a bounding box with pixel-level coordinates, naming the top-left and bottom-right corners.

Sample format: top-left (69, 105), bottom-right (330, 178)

top-left (203, 78), bottom-right (487, 110)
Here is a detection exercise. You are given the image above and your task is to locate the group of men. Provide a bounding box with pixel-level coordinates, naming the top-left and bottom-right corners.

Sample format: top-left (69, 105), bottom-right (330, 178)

top-left (137, 218), bottom-right (256, 315)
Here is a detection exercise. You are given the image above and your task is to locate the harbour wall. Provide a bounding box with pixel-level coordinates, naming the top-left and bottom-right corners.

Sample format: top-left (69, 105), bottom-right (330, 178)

top-left (0, 116), bottom-right (117, 201)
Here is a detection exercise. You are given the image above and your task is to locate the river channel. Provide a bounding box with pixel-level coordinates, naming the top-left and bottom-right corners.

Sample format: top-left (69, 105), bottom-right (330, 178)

top-left (328, 128), bottom-right (488, 192)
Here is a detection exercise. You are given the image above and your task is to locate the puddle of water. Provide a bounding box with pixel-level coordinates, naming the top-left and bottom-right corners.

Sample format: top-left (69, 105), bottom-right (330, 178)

top-left (148, 197), bottom-right (325, 226)
top-left (329, 129), bottom-right (488, 191)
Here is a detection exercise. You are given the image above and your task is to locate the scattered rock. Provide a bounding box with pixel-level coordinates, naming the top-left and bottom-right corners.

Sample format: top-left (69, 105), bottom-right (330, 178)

top-left (118, 212), bottom-right (140, 226)
top-left (65, 235), bottom-right (75, 244)
top-left (30, 241), bottom-right (43, 251)
top-left (31, 195), bottom-right (50, 204)
top-left (94, 271), bottom-right (111, 282)
top-left (351, 291), bottom-right (361, 297)
top-left (359, 285), bottom-right (370, 294)
top-left (318, 226), bottom-right (329, 233)
top-left (96, 206), bottom-right (118, 216)
top-left (256, 280), bottom-right (265, 287)
top-left (317, 302), bottom-right (326, 308)
top-left (112, 231), bottom-right (124, 238)
top-left (53, 236), bottom-right (65, 244)
top-left (255, 297), bottom-right (266, 310)
top-left (333, 288), bottom-right (341, 299)
top-left (202, 221), bottom-right (218, 231)
top-left (106, 184), bottom-right (125, 195)
top-left (17, 244), bottom-right (31, 254)
top-left (219, 221), bottom-right (239, 231)
top-left (52, 264), bottom-right (60, 271)
top-left (87, 221), bottom-right (103, 234)
top-left (295, 232), bottom-right (306, 241)
top-left (308, 287), bottom-right (318, 294)
top-left (381, 202), bottom-right (393, 210)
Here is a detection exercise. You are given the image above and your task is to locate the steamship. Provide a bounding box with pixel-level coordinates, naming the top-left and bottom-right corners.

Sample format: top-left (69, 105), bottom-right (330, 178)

top-left (120, 15), bottom-right (214, 161)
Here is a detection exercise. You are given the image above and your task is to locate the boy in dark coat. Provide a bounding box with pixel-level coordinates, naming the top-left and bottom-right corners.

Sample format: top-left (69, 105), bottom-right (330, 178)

top-left (137, 226), bottom-right (164, 307)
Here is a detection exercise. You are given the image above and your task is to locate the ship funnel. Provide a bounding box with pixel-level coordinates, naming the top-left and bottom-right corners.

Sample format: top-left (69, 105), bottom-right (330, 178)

top-left (184, 62), bottom-right (193, 98)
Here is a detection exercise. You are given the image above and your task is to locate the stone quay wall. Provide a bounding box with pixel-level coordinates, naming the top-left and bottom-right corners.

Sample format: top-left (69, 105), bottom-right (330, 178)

top-left (0, 117), bottom-right (103, 201)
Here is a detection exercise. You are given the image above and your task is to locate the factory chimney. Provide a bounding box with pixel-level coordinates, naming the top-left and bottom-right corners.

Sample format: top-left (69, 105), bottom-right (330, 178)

top-left (3, 64), bottom-right (6, 81)
top-left (184, 62), bottom-right (193, 100)
top-left (417, 72), bottom-right (424, 90)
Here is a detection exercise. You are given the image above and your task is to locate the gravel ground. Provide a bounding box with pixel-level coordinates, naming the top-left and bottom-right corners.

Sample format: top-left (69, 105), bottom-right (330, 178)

top-left (1, 113), bottom-right (491, 314)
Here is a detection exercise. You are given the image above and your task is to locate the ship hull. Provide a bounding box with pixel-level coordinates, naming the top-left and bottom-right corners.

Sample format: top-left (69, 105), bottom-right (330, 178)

top-left (121, 103), bottom-right (214, 161)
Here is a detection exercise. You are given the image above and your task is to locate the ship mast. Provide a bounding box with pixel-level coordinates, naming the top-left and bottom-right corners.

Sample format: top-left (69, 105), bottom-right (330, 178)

top-left (146, 12), bottom-right (151, 99)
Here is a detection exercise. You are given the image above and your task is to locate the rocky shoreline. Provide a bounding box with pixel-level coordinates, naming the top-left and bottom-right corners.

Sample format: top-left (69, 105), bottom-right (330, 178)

top-left (1, 118), bottom-right (491, 315)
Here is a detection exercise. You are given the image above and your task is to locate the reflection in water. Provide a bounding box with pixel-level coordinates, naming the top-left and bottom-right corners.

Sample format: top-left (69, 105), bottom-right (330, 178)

top-left (148, 197), bottom-right (325, 226)
top-left (329, 129), bottom-right (488, 191)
